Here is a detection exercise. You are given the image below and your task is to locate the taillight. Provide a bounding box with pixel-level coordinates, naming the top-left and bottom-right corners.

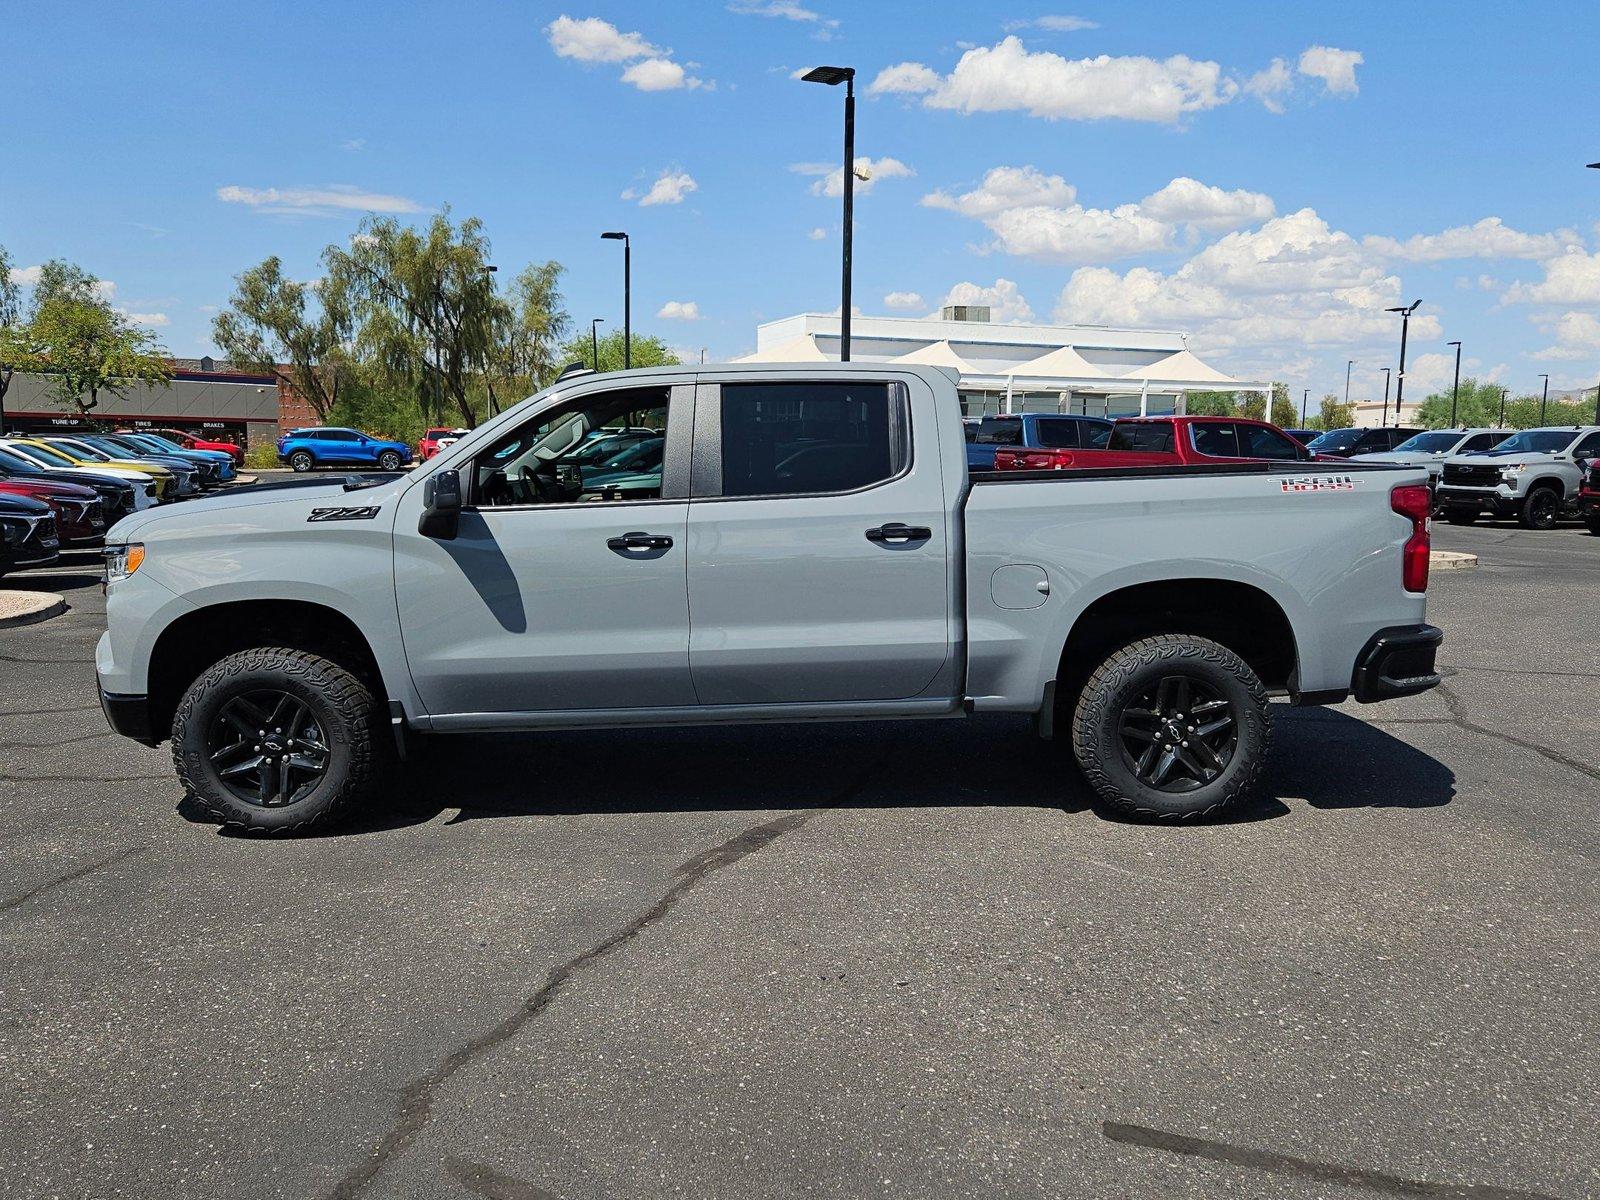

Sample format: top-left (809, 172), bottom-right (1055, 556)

top-left (1391, 483), bottom-right (1431, 593)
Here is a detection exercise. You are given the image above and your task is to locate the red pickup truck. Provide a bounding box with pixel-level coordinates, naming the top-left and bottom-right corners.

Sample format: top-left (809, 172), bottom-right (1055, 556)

top-left (991, 415), bottom-right (1327, 470)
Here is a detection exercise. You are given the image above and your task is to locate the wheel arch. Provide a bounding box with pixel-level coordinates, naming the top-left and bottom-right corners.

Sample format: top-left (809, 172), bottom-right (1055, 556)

top-left (147, 598), bottom-right (389, 742)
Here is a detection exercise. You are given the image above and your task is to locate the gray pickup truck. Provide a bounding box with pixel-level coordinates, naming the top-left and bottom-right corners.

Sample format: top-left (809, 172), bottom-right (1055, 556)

top-left (96, 363), bottom-right (1442, 832)
top-left (1437, 425), bottom-right (1600, 528)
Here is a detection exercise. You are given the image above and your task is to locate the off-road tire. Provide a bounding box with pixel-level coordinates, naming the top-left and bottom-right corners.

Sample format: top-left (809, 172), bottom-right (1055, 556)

top-left (1444, 511), bottom-right (1477, 526)
top-left (1586, 513), bottom-right (1600, 537)
top-left (288, 451), bottom-right (314, 473)
top-left (1518, 486), bottom-right (1560, 530)
top-left (172, 647), bottom-right (387, 834)
top-left (1069, 634), bottom-right (1270, 822)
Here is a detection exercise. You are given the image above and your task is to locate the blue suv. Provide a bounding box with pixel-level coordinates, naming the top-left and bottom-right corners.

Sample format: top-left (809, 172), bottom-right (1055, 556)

top-left (277, 428), bottom-right (413, 473)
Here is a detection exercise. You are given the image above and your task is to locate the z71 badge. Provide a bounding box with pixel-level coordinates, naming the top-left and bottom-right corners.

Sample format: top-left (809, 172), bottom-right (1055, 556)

top-left (307, 506), bottom-right (382, 522)
top-left (1279, 475), bottom-right (1355, 493)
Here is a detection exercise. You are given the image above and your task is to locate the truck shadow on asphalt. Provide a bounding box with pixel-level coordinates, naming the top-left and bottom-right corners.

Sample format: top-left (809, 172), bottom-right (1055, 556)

top-left (187, 706), bottom-right (1455, 837)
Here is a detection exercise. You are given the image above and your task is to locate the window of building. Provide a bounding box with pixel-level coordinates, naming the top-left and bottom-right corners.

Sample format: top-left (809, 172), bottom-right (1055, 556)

top-left (718, 381), bottom-right (905, 497)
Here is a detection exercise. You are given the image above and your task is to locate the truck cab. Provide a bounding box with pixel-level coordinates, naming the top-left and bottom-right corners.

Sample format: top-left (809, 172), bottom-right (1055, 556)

top-left (97, 364), bottom-right (1441, 833)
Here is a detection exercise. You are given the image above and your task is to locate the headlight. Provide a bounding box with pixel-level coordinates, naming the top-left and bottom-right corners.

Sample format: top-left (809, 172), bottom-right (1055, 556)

top-left (103, 542), bottom-right (146, 583)
top-left (0, 519), bottom-right (22, 546)
top-left (1500, 465), bottom-right (1525, 480)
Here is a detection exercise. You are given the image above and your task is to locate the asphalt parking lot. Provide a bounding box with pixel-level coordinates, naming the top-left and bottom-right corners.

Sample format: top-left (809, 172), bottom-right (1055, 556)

top-left (0, 522), bottom-right (1595, 1200)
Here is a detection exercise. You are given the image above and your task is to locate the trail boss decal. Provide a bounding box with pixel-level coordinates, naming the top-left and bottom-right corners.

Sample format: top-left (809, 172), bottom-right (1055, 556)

top-left (307, 506), bottom-right (382, 522)
top-left (1279, 475), bottom-right (1356, 493)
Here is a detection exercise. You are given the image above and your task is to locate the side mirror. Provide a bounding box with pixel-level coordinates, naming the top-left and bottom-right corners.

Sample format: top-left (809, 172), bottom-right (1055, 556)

top-left (418, 469), bottom-right (462, 540)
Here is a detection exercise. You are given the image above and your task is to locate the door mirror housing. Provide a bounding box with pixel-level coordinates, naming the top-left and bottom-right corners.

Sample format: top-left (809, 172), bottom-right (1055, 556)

top-left (419, 469), bottom-right (462, 539)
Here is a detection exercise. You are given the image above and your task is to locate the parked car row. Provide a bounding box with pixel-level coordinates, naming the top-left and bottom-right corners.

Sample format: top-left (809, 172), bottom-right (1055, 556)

top-left (0, 429), bottom-right (243, 576)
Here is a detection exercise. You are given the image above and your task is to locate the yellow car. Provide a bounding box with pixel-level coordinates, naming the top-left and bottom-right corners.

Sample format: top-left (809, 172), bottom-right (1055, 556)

top-left (6, 437), bottom-right (176, 500)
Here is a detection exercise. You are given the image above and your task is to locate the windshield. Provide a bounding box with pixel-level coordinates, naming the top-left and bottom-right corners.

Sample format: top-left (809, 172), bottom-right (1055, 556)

top-left (0, 447), bottom-right (43, 474)
top-left (17, 442), bottom-right (80, 467)
top-left (1487, 430), bottom-right (1576, 454)
top-left (138, 434), bottom-right (182, 451)
top-left (1306, 429), bottom-right (1362, 452)
top-left (1392, 432), bottom-right (1465, 453)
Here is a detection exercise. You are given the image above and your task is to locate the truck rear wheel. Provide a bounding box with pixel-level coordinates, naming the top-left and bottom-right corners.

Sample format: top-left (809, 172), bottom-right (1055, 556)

top-left (171, 647), bottom-right (387, 834)
top-left (1069, 634), bottom-right (1270, 821)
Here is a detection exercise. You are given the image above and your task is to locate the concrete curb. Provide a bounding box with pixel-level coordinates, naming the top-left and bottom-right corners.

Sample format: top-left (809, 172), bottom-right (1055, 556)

top-left (0, 590), bottom-right (68, 628)
top-left (1430, 550), bottom-right (1479, 570)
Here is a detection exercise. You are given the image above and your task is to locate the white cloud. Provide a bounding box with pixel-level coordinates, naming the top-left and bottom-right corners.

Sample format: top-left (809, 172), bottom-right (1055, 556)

top-left (728, 1), bottom-right (836, 27)
top-left (120, 310), bottom-right (170, 328)
top-left (794, 156), bottom-right (913, 197)
top-left (1243, 57), bottom-right (1292, 113)
top-left (938, 279), bottom-right (1034, 323)
top-left (874, 37), bottom-right (1237, 124)
top-left (1502, 250), bottom-right (1600, 306)
top-left (920, 165), bottom-right (1076, 217)
top-left (883, 291), bottom-right (924, 310)
top-left (1003, 15), bottom-right (1099, 32)
top-left (656, 300), bottom-right (701, 320)
top-left (216, 184), bottom-right (425, 215)
top-left (1402, 352), bottom-right (1456, 393)
top-left (985, 202), bottom-right (1172, 264)
top-left (1138, 176), bottom-right (1275, 233)
top-left (622, 58), bottom-right (703, 91)
top-left (1532, 311), bottom-right (1600, 360)
top-left (808, 226), bottom-right (827, 240)
top-left (1297, 46), bottom-right (1362, 96)
top-left (867, 62), bottom-right (942, 95)
top-left (341, 138), bottom-right (366, 152)
top-left (1365, 218), bottom-right (1578, 262)
top-left (8, 264), bottom-right (43, 287)
top-left (546, 15), bottom-right (661, 63)
top-left (624, 169), bottom-right (699, 206)
top-left (546, 15), bottom-right (706, 91)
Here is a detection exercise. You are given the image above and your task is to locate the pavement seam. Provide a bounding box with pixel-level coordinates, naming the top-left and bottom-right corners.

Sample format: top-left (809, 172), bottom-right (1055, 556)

top-left (326, 761), bottom-right (879, 1199)
top-left (0, 847), bottom-right (146, 914)
top-left (1434, 682), bottom-right (1600, 784)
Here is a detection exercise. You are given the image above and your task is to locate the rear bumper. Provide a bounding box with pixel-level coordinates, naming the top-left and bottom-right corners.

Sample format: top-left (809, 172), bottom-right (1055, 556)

top-left (1352, 624), bottom-right (1443, 703)
top-left (99, 687), bottom-right (159, 746)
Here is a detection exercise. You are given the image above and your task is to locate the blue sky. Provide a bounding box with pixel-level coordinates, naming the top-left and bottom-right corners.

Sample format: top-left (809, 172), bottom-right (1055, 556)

top-left (6, 1), bottom-right (1600, 402)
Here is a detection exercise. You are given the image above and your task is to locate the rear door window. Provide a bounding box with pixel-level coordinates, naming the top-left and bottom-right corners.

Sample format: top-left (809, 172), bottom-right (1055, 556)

top-left (718, 381), bottom-right (907, 497)
top-left (1189, 423), bottom-right (1239, 458)
top-left (974, 418), bottom-right (1022, 445)
top-left (1034, 418), bottom-right (1078, 449)
top-left (1108, 423), bottom-right (1175, 453)
top-left (1239, 425), bottom-right (1304, 460)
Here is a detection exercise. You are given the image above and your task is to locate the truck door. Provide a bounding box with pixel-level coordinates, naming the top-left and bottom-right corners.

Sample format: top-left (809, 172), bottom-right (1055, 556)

top-left (685, 376), bottom-right (952, 705)
top-left (394, 382), bottom-right (696, 718)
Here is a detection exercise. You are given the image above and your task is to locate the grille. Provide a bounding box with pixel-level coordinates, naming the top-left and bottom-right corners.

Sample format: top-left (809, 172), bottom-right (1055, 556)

top-left (1443, 463), bottom-right (1501, 487)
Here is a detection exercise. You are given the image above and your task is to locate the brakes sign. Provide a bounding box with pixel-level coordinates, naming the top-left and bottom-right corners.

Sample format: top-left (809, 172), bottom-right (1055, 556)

top-left (1279, 474), bottom-right (1356, 493)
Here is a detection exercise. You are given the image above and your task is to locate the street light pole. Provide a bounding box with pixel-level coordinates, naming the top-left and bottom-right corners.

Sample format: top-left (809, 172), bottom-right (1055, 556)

top-left (1446, 341), bottom-right (1462, 427)
top-left (590, 318), bottom-right (605, 371)
top-left (1379, 367), bottom-right (1392, 426)
top-left (1384, 300), bottom-right (1421, 426)
top-left (1344, 359), bottom-right (1354, 408)
top-left (1538, 373), bottom-right (1549, 424)
top-left (1499, 386), bottom-right (1509, 427)
top-left (600, 232), bottom-right (630, 369)
top-left (802, 65), bottom-right (857, 362)
top-left (1301, 388), bottom-right (1309, 425)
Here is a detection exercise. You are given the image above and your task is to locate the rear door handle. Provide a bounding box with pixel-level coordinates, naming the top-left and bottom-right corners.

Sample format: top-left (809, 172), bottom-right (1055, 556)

top-left (607, 531), bottom-right (674, 552)
top-left (865, 522), bottom-right (932, 544)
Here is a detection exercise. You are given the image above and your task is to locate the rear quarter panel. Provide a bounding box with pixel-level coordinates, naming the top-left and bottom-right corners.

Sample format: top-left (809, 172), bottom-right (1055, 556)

top-left (963, 467), bottom-right (1430, 708)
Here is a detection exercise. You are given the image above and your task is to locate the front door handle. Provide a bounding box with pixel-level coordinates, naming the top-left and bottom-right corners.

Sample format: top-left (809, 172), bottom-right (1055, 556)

top-left (607, 531), bottom-right (674, 552)
top-left (865, 522), bottom-right (932, 545)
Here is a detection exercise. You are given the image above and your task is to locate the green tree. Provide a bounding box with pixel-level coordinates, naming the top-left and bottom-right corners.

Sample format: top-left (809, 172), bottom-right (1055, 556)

top-left (24, 259), bottom-right (170, 416)
top-left (1184, 389), bottom-right (1235, 416)
top-left (1414, 377), bottom-right (1512, 429)
top-left (212, 255), bottom-right (352, 422)
top-left (1314, 395), bottom-right (1355, 431)
top-left (0, 244), bottom-right (23, 424)
top-left (560, 328), bottom-right (680, 374)
top-left (492, 260), bottom-right (571, 402)
top-left (324, 210), bottom-right (506, 427)
top-left (1269, 382), bottom-right (1299, 429)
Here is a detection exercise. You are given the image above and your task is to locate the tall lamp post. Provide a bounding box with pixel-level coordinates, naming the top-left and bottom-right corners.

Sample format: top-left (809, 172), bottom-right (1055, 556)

top-left (1344, 360), bottom-right (1354, 409)
top-left (590, 318), bottom-right (605, 371)
top-left (600, 232), bottom-right (630, 369)
top-left (802, 64), bottom-right (856, 362)
top-left (1446, 341), bottom-right (1462, 426)
top-left (1301, 388), bottom-right (1309, 425)
top-left (1538, 373), bottom-right (1549, 424)
top-left (1586, 161), bottom-right (1600, 420)
top-left (1384, 300), bottom-right (1421, 426)
top-left (1499, 386), bottom-right (1509, 427)
top-left (1378, 367), bottom-right (1392, 426)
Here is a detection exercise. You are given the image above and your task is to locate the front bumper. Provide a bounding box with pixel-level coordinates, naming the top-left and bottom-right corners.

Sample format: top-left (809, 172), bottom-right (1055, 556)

top-left (1352, 624), bottom-right (1444, 703)
top-left (1436, 485), bottom-right (1517, 516)
top-left (99, 686), bottom-right (158, 746)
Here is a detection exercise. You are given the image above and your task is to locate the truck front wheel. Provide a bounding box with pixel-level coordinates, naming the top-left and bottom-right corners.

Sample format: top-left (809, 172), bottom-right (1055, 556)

top-left (171, 647), bottom-right (387, 834)
top-left (1069, 634), bottom-right (1270, 821)
top-left (1518, 486), bottom-right (1560, 530)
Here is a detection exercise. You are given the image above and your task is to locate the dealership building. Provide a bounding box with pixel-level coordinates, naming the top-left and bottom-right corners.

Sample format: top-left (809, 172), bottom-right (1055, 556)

top-left (0, 358), bottom-right (314, 450)
top-left (738, 307), bottom-right (1266, 417)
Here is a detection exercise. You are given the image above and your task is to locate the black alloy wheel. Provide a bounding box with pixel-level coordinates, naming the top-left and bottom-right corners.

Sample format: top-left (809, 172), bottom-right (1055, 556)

top-left (1116, 675), bottom-right (1237, 793)
top-left (206, 689), bottom-right (330, 807)
top-left (1521, 487), bottom-right (1559, 530)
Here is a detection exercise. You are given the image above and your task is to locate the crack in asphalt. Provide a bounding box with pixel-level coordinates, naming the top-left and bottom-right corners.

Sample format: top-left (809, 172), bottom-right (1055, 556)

top-left (327, 763), bottom-right (879, 1199)
top-left (1, 847), bottom-right (145, 914)
top-left (1102, 1121), bottom-right (1559, 1199)
top-left (1435, 683), bottom-right (1600, 783)
top-left (444, 1157), bottom-right (559, 1200)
